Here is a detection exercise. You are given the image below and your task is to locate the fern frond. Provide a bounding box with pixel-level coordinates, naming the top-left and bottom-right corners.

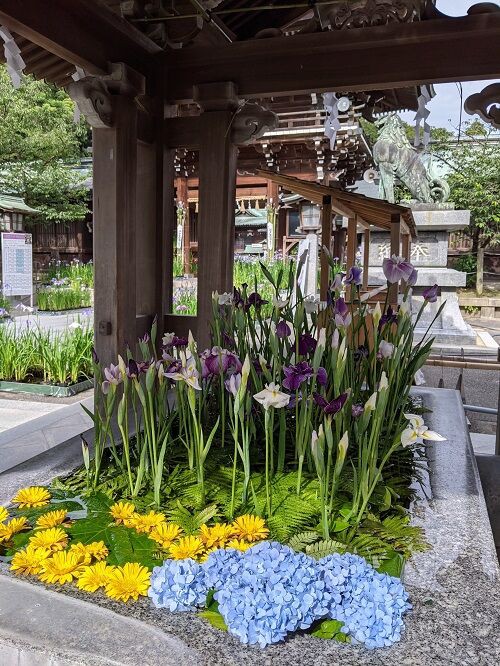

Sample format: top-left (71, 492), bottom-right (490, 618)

top-left (288, 531), bottom-right (320, 552)
top-left (305, 539), bottom-right (347, 560)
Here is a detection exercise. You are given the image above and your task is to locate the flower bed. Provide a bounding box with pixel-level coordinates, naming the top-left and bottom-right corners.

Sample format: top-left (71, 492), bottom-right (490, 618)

top-left (1, 254), bottom-right (445, 651)
top-left (37, 260), bottom-right (93, 312)
top-left (0, 323), bottom-right (93, 388)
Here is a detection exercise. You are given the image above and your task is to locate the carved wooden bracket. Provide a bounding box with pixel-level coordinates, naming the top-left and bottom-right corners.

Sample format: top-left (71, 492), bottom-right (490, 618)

top-left (194, 81), bottom-right (239, 111)
top-left (231, 102), bottom-right (279, 145)
top-left (68, 62), bottom-right (145, 128)
top-left (464, 83), bottom-right (500, 130)
top-left (328, 0), bottom-right (421, 29)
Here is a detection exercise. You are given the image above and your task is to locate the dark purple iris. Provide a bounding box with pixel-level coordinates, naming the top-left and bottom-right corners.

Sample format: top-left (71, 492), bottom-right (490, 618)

top-left (334, 297), bottom-right (352, 327)
top-left (344, 266), bottom-right (362, 286)
top-left (298, 334), bottom-right (317, 356)
top-left (313, 391), bottom-right (349, 416)
top-left (316, 367), bottom-right (328, 387)
top-left (202, 347), bottom-right (242, 378)
top-left (163, 335), bottom-right (188, 349)
top-left (233, 287), bottom-right (245, 309)
top-left (283, 361), bottom-right (314, 391)
top-left (139, 333), bottom-right (150, 344)
top-left (126, 359), bottom-right (140, 378)
top-left (379, 306), bottom-right (398, 329)
top-left (352, 403), bottom-right (364, 418)
top-left (353, 345), bottom-right (368, 363)
top-left (276, 320), bottom-right (291, 339)
top-left (91, 347), bottom-right (99, 364)
top-left (247, 292), bottom-right (268, 309)
top-left (423, 284), bottom-right (439, 303)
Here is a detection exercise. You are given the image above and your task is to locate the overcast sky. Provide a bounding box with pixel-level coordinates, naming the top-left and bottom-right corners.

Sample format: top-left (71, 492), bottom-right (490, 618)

top-left (400, 0), bottom-right (498, 132)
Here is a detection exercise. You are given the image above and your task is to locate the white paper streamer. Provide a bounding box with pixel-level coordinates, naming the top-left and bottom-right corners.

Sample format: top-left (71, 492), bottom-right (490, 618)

top-left (414, 86), bottom-right (432, 148)
top-left (0, 26), bottom-right (25, 88)
top-left (323, 92), bottom-right (342, 151)
top-left (71, 66), bottom-right (86, 123)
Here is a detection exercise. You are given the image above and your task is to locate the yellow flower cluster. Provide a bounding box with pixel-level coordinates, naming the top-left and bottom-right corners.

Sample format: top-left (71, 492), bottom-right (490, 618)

top-left (109, 503), bottom-right (269, 562)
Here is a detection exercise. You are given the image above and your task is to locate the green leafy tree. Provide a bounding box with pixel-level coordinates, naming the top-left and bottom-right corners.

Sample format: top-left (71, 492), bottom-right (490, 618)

top-left (0, 65), bottom-right (90, 225)
top-left (431, 121), bottom-right (500, 251)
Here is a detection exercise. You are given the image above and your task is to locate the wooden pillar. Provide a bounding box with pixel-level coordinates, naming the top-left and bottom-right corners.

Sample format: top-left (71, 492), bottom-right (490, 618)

top-left (320, 195), bottom-right (332, 301)
top-left (176, 177), bottom-right (190, 275)
top-left (267, 179), bottom-right (279, 256)
top-left (196, 84), bottom-right (238, 346)
top-left (402, 233), bottom-right (411, 262)
top-left (389, 214), bottom-right (401, 305)
top-left (93, 97), bottom-right (138, 364)
top-left (277, 207), bottom-right (287, 255)
top-left (346, 217), bottom-right (357, 272)
top-left (362, 228), bottom-right (370, 291)
top-left (333, 222), bottom-right (346, 265)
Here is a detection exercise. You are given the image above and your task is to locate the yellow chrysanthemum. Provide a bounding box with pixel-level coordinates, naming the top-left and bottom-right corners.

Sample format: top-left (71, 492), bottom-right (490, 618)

top-left (126, 511), bottom-right (166, 534)
top-left (10, 545), bottom-right (52, 576)
top-left (29, 527), bottom-right (68, 552)
top-left (12, 486), bottom-right (51, 508)
top-left (76, 561), bottom-right (115, 593)
top-left (36, 509), bottom-right (68, 529)
top-left (231, 515), bottom-right (269, 543)
top-left (38, 551), bottom-right (83, 585)
top-left (70, 541), bottom-right (109, 565)
top-left (105, 562), bottom-right (150, 602)
top-left (0, 506), bottom-right (8, 523)
top-left (149, 523), bottom-right (183, 549)
top-left (0, 516), bottom-right (29, 543)
top-left (169, 536), bottom-right (205, 560)
top-left (199, 523), bottom-right (235, 549)
top-left (226, 538), bottom-right (254, 552)
top-left (110, 501), bottom-right (136, 524)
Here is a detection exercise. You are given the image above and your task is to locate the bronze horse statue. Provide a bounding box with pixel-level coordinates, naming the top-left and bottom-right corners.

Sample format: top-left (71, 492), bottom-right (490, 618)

top-left (373, 115), bottom-right (450, 204)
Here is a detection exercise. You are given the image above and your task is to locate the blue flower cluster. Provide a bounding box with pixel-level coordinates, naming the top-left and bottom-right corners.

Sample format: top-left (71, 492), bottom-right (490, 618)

top-left (320, 553), bottom-right (411, 649)
top-left (148, 558), bottom-right (207, 612)
top-left (148, 542), bottom-right (411, 649)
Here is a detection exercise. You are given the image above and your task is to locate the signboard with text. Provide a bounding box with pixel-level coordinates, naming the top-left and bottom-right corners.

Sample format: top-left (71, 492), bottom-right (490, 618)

top-left (1, 232), bottom-right (33, 298)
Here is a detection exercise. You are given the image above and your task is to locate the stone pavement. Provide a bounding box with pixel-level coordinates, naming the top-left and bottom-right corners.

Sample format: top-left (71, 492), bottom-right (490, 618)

top-left (6, 309), bottom-right (93, 334)
top-left (0, 398), bottom-right (64, 433)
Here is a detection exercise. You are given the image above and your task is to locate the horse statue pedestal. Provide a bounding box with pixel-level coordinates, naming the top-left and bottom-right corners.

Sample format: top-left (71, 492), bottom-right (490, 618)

top-left (365, 205), bottom-right (477, 347)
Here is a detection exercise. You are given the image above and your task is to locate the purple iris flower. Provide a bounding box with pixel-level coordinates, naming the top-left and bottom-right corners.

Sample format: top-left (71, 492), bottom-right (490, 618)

top-left (246, 292), bottom-right (269, 310)
top-left (423, 284), bottom-right (439, 303)
top-left (163, 335), bottom-right (188, 349)
top-left (91, 347), bottom-right (99, 364)
top-left (352, 403), bottom-right (364, 418)
top-left (101, 363), bottom-right (123, 394)
top-left (331, 273), bottom-right (344, 292)
top-left (316, 367), bottom-right (327, 387)
top-left (313, 391), bottom-right (349, 416)
top-left (202, 347), bottom-right (242, 378)
top-left (334, 297), bottom-right (352, 327)
top-left (283, 361), bottom-right (314, 391)
top-left (276, 320), bottom-right (291, 339)
top-left (382, 256), bottom-right (415, 284)
top-left (127, 359), bottom-right (140, 378)
top-left (139, 333), bottom-right (150, 344)
top-left (379, 306), bottom-right (397, 329)
top-left (344, 266), bottom-right (362, 286)
top-left (353, 345), bottom-right (368, 363)
top-left (298, 334), bottom-right (317, 356)
top-left (233, 287), bottom-right (245, 309)
top-left (225, 373), bottom-right (241, 397)
top-left (406, 268), bottom-right (418, 286)
top-left (222, 331), bottom-right (236, 349)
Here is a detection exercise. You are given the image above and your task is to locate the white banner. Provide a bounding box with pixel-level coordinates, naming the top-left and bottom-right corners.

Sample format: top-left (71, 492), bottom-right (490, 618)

top-left (1, 232), bottom-right (33, 297)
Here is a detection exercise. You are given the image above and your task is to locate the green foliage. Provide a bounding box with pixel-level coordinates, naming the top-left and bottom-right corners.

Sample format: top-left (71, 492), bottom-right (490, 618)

top-left (0, 64), bottom-right (90, 225)
top-left (37, 284), bottom-right (92, 311)
top-left (166, 502), bottom-right (219, 534)
top-left (311, 619), bottom-right (350, 642)
top-left (0, 322), bottom-right (93, 385)
top-left (454, 254), bottom-right (477, 288)
top-left (199, 590), bottom-right (228, 631)
top-left (431, 121), bottom-right (500, 248)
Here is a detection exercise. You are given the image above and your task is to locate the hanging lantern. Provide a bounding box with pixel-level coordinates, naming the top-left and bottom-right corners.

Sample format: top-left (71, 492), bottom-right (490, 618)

top-left (299, 202), bottom-right (321, 232)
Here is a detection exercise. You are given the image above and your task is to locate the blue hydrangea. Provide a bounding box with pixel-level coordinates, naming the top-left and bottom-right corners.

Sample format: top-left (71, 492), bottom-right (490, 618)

top-left (148, 558), bottom-right (208, 612)
top-left (212, 542), bottom-right (332, 647)
top-left (203, 547), bottom-right (244, 589)
top-left (319, 553), bottom-right (411, 649)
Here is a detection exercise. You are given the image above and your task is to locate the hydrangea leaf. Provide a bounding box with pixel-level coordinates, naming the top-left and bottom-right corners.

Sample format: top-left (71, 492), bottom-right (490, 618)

top-left (199, 609), bottom-right (228, 632)
top-left (376, 551), bottom-right (404, 578)
top-left (311, 619), bottom-right (350, 642)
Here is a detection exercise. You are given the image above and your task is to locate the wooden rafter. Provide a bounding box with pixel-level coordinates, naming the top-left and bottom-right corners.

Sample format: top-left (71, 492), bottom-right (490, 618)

top-left (165, 13), bottom-right (500, 102)
top-left (0, 0), bottom-right (161, 75)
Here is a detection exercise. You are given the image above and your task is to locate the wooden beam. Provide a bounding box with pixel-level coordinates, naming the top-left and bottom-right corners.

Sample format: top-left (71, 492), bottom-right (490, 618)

top-left (402, 233), bottom-right (411, 262)
top-left (93, 96), bottom-right (138, 365)
top-left (0, 0), bottom-right (160, 75)
top-left (320, 195), bottom-right (332, 301)
top-left (197, 110), bottom-right (237, 346)
top-left (166, 13), bottom-right (500, 102)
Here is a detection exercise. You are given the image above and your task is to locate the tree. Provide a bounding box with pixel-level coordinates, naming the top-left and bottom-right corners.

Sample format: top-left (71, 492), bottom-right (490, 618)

top-left (431, 121), bottom-right (500, 251)
top-left (0, 65), bottom-right (91, 225)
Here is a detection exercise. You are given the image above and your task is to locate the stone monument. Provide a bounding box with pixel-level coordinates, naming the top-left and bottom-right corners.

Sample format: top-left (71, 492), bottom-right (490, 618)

top-left (367, 115), bottom-right (476, 345)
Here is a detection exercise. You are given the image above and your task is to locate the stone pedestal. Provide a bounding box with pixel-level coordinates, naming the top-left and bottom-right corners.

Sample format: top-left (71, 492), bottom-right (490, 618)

top-left (365, 206), bottom-right (477, 346)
